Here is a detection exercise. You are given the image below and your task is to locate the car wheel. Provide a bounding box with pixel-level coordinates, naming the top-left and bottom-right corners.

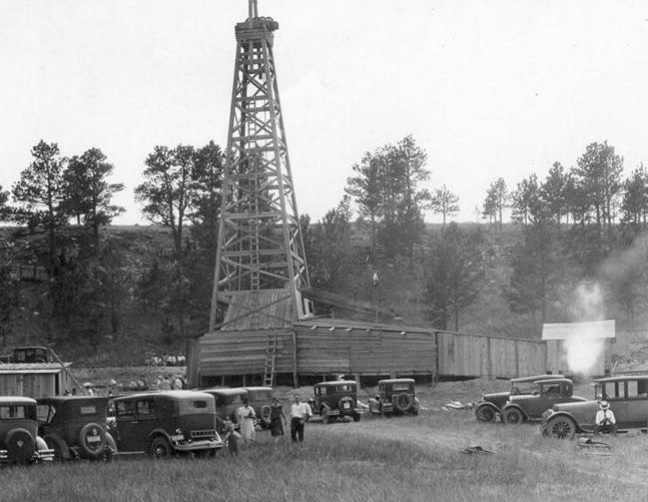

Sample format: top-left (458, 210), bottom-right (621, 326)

top-left (546, 416), bottom-right (576, 439)
top-left (504, 408), bottom-right (524, 424)
top-left (5, 428), bottom-right (35, 463)
top-left (475, 405), bottom-right (496, 423)
top-left (44, 434), bottom-right (70, 461)
top-left (150, 436), bottom-right (172, 459)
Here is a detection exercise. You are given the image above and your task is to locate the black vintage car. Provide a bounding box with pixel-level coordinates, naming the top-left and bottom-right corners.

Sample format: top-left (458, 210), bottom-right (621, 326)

top-left (109, 390), bottom-right (223, 458)
top-left (474, 374), bottom-right (565, 423)
top-left (501, 378), bottom-right (586, 424)
top-left (369, 378), bottom-right (420, 416)
top-left (37, 395), bottom-right (116, 461)
top-left (309, 380), bottom-right (362, 424)
top-left (0, 396), bottom-right (54, 464)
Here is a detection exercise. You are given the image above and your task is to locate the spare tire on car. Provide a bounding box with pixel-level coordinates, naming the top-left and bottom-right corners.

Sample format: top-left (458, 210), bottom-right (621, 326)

top-left (79, 422), bottom-right (107, 460)
top-left (5, 428), bottom-right (35, 463)
top-left (393, 393), bottom-right (413, 412)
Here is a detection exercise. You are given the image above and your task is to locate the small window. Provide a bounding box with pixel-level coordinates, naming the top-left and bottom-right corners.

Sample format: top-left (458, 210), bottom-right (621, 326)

top-left (191, 400), bottom-right (208, 409)
top-left (79, 406), bottom-right (97, 415)
top-left (116, 401), bottom-right (135, 418)
top-left (392, 383), bottom-right (410, 392)
top-left (0, 405), bottom-right (28, 419)
top-left (626, 380), bottom-right (639, 399)
top-left (316, 387), bottom-right (327, 396)
top-left (136, 399), bottom-right (155, 416)
top-left (37, 404), bottom-right (54, 423)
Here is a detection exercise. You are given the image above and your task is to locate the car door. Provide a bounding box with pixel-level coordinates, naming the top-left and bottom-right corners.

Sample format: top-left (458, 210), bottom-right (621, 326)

top-left (114, 399), bottom-right (146, 452)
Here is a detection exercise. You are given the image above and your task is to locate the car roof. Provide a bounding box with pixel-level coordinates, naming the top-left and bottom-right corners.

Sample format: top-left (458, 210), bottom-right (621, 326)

top-left (114, 390), bottom-right (213, 401)
top-left (314, 381), bottom-right (358, 387)
top-left (533, 378), bottom-right (571, 385)
top-left (0, 396), bottom-right (37, 405)
top-left (37, 396), bottom-right (108, 405)
top-left (511, 374), bottom-right (565, 383)
top-left (379, 378), bottom-right (415, 384)
top-left (201, 387), bottom-right (248, 396)
top-left (594, 374), bottom-right (648, 383)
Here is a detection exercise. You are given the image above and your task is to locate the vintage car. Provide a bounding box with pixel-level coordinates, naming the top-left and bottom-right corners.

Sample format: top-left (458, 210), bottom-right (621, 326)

top-left (109, 390), bottom-right (223, 458)
top-left (501, 378), bottom-right (587, 424)
top-left (369, 378), bottom-right (420, 416)
top-left (542, 374), bottom-right (648, 439)
top-left (475, 374), bottom-right (565, 423)
top-left (244, 387), bottom-right (274, 429)
top-left (0, 396), bottom-right (54, 464)
top-left (202, 387), bottom-right (249, 432)
top-left (37, 395), bottom-right (116, 461)
top-left (308, 380), bottom-right (362, 424)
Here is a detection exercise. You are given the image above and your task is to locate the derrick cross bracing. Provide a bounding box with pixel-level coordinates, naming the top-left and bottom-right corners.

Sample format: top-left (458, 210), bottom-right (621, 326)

top-left (209, 1), bottom-right (312, 331)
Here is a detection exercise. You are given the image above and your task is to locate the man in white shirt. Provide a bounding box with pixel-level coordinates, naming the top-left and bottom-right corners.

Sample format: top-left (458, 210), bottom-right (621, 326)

top-left (289, 394), bottom-right (312, 442)
top-left (594, 400), bottom-right (616, 435)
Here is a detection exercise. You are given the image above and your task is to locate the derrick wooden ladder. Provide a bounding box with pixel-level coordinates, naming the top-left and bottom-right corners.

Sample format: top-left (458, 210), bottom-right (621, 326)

top-left (263, 334), bottom-right (278, 387)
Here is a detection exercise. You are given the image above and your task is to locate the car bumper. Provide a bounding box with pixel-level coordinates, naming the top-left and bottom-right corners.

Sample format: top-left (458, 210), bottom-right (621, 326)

top-left (0, 448), bottom-right (55, 463)
top-left (170, 438), bottom-right (224, 452)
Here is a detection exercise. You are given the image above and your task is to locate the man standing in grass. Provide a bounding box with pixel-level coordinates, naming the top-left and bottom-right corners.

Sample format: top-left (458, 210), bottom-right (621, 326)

top-left (290, 394), bottom-right (312, 442)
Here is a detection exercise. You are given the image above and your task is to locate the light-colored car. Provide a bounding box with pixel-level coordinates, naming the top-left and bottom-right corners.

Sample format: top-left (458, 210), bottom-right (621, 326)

top-left (542, 375), bottom-right (648, 439)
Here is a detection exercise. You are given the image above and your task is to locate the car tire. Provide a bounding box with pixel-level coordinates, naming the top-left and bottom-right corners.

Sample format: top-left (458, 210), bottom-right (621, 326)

top-left (44, 433), bottom-right (70, 461)
top-left (150, 436), bottom-right (172, 459)
top-left (5, 428), bottom-right (35, 463)
top-left (504, 408), bottom-right (524, 424)
top-left (338, 396), bottom-right (354, 414)
top-left (101, 432), bottom-right (117, 462)
top-left (393, 393), bottom-right (413, 413)
top-left (79, 423), bottom-right (107, 460)
top-left (546, 415), bottom-right (576, 439)
top-left (475, 405), bottom-right (497, 423)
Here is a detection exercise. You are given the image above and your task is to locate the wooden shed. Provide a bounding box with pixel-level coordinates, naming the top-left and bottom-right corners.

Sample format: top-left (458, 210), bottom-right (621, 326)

top-left (293, 319), bottom-right (436, 379)
top-left (543, 320), bottom-right (614, 377)
top-left (0, 363), bottom-right (71, 398)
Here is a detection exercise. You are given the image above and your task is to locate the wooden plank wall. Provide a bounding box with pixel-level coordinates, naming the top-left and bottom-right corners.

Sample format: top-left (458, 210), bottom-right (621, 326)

top-left (197, 329), bottom-right (294, 378)
top-left (436, 332), bottom-right (547, 378)
top-left (294, 325), bottom-right (435, 376)
top-left (0, 374), bottom-right (57, 398)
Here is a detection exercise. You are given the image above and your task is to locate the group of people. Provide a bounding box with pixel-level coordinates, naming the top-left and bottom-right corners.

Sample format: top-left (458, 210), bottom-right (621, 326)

top-left (223, 394), bottom-right (313, 455)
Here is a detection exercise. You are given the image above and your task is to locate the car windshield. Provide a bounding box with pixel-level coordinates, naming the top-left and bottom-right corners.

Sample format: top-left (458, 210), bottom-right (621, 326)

top-left (37, 404), bottom-right (55, 424)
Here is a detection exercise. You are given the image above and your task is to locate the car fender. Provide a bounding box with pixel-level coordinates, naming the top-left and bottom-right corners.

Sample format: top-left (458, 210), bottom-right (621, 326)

top-left (543, 409), bottom-right (581, 428)
top-left (147, 428), bottom-right (173, 443)
top-left (43, 432), bottom-right (70, 461)
top-left (476, 401), bottom-right (500, 414)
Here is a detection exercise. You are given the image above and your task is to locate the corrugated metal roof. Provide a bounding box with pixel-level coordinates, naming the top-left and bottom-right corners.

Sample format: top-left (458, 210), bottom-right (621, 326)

top-left (0, 363), bottom-right (71, 374)
top-left (542, 320), bottom-right (615, 340)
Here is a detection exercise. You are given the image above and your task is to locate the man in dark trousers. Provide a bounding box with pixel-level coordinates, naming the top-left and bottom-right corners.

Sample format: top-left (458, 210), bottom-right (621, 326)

top-left (289, 394), bottom-right (312, 442)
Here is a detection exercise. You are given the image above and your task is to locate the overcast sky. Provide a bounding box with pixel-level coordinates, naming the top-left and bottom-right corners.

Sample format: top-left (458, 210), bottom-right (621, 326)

top-left (2, 0), bottom-right (648, 225)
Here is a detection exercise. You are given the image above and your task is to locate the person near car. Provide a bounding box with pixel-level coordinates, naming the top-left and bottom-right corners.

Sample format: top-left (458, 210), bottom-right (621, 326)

top-left (223, 419), bottom-right (241, 455)
top-left (270, 398), bottom-right (287, 444)
top-left (594, 400), bottom-right (617, 435)
top-left (290, 394), bottom-right (312, 442)
top-left (236, 398), bottom-right (256, 444)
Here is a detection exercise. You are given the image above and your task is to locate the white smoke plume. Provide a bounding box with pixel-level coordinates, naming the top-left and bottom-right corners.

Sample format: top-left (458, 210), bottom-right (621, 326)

top-left (564, 282), bottom-right (606, 376)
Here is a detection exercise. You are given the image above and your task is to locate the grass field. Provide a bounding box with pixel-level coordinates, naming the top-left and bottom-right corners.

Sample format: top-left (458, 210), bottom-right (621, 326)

top-left (2, 382), bottom-right (647, 502)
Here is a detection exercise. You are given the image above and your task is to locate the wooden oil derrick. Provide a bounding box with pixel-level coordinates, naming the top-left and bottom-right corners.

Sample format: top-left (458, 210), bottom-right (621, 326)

top-left (209, 0), bottom-right (312, 335)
